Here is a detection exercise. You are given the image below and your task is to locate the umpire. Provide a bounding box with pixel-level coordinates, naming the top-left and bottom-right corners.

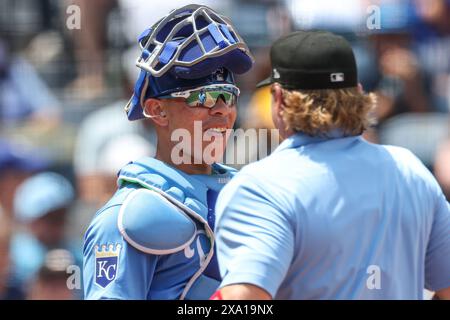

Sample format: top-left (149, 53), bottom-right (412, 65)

top-left (213, 30), bottom-right (450, 300)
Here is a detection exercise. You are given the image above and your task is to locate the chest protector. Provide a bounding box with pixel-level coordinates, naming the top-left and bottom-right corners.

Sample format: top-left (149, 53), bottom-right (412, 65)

top-left (116, 157), bottom-right (235, 300)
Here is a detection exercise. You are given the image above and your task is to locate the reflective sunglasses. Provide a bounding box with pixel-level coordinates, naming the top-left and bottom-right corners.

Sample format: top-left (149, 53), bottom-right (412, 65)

top-left (159, 84), bottom-right (240, 108)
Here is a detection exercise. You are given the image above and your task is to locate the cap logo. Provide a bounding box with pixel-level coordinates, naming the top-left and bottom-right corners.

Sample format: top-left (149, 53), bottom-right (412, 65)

top-left (273, 68), bottom-right (280, 79)
top-left (213, 68), bottom-right (225, 81)
top-left (330, 73), bottom-right (344, 82)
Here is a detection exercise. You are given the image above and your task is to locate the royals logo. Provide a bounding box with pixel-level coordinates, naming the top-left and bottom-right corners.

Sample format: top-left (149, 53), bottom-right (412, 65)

top-left (213, 68), bottom-right (225, 81)
top-left (94, 243), bottom-right (122, 288)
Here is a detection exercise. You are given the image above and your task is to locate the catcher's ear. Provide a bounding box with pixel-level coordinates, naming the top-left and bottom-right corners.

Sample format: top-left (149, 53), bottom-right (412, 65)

top-left (143, 99), bottom-right (168, 126)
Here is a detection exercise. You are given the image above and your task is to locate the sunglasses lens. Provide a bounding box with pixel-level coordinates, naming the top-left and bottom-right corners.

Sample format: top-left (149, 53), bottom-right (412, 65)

top-left (185, 88), bottom-right (237, 108)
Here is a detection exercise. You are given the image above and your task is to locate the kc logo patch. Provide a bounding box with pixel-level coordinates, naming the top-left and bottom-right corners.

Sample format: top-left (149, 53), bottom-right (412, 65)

top-left (94, 244), bottom-right (122, 288)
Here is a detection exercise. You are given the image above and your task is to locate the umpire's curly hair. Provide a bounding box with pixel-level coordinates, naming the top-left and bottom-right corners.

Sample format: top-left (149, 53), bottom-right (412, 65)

top-left (279, 86), bottom-right (377, 136)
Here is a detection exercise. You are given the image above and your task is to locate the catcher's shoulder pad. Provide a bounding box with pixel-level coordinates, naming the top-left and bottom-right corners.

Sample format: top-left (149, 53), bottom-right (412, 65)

top-left (117, 188), bottom-right (197, 255)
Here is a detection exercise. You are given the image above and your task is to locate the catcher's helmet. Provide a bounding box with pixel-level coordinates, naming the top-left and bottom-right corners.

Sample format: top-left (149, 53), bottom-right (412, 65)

top-left (125, 4), bottom-right (254, 121)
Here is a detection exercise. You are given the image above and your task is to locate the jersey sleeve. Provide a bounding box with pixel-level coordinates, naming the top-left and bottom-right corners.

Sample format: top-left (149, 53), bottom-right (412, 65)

top-left (214, 173), bottom-right (295, 298)
top-left (83, 204), bottom-right (158, 300)
top-left (425, 190), bottom-right (450, 292)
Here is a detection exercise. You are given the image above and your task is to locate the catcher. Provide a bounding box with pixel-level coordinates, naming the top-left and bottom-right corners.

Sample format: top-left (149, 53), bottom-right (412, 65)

top-left (83, 4), bottom-right (253, 300)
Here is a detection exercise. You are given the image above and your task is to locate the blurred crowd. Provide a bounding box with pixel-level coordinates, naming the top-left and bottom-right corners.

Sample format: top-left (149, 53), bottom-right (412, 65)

top-left (0, 0), bottom-right (449, 299)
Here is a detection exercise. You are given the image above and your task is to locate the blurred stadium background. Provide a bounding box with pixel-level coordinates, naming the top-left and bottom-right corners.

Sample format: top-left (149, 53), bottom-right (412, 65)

top-left (0, 0), bottom-right (449, 299)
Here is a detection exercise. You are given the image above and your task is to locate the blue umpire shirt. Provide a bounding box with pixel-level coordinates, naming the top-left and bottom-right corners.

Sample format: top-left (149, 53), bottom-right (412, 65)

top-left (215, 132), bottom-right (450, 299)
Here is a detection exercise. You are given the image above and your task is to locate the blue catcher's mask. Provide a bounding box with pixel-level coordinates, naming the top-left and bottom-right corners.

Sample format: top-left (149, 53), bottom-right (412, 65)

top-left (125, 4), bottom-right (254, 121)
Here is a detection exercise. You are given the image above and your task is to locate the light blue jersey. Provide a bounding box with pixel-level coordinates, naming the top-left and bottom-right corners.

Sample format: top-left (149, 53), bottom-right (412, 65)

top-left (83, 157), bottom-right (235, 300)
top-left (215, 133), bottom-right (450, 299)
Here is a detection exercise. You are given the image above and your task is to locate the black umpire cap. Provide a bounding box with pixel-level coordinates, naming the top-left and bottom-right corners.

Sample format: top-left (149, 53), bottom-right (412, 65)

top-left (257, 30), bottom-right (358, 90)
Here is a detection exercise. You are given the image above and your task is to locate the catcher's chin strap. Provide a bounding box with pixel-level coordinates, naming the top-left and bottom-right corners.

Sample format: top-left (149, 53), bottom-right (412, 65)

top-left (210, 290), bottom-right (223, 300)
